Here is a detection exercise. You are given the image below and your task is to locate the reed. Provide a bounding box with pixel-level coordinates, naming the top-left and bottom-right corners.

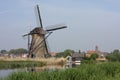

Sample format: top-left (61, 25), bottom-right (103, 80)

top-left (0, 57), bottom-right (65, 65)
top-left (0, 57), bottom-right (65, 69)
top-left (0, 61), bottom-right (46, 69)
top-left (3, 62), bottom-right (120, 80)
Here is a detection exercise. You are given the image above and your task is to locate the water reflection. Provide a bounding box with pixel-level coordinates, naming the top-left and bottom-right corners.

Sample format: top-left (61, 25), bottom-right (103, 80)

top-left (26, 65), bottom-right (64, 72)
top-left (0, 65), bottom-right (67, 78)
top-left (26, 62), bottom-right (80, 72)
top-left (0, 69), bottom-right (13, 78)
top-left (65, 56), bottom-right (81, 68)
top-left (0, 62), bottom-right (80, 78)
top-left (0, 69), bottom-right (21, 78)
top-left (65, 63), bottom-right (80, 68)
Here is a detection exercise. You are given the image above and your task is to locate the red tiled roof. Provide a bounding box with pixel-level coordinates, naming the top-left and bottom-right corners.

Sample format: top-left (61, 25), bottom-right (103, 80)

top-left (87, 50), bottom-right (96, 54)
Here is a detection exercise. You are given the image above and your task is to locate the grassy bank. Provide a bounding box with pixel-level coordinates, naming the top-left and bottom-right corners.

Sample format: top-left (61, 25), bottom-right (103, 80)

top-left (3, 62), bottom-right (120, 80)
top-left (0, 61), bottom-right (46, 69)
top-left (0, 58), bottom-right (65, 69)
top-left (0, 57), bottom-right (65, 65)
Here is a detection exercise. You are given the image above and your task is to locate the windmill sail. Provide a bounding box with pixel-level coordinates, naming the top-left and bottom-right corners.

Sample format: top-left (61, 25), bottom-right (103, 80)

top-left (35, 5), bottom-right (43, 28)
top-left (46, 24), bottom-right (67, 31)
top-left (23, 5), bottom-right (67, 58)
top-left (29, 5), bottom-right (49, 58)
top-left (36, 5), bottom-right (49, 57)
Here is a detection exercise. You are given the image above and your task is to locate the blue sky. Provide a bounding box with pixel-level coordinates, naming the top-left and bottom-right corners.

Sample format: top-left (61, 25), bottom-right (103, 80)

top-left (0, 0), bottom-right (120, 52)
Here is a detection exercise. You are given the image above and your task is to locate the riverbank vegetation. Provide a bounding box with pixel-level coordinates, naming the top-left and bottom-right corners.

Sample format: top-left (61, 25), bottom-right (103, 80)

top-left (0, 58), bottom-right (65, 69)
top-left (3, 62), bottom-right (120, 80)
top-left (0, 60), bottom-right (46, 69)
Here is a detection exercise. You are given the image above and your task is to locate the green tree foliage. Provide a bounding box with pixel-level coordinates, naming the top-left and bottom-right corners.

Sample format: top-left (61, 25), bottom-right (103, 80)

top-left (55, 52), bottom-right (64, 58)
top-left (106, 49), bottom-right (120, 61)
top-left (9, 48), bottom-right (28, 54)
top-left (0, 50), bottom-right (8, 54)
top-left (63, 49), bottom-right (74, 58)
top-left (90, 53), bottom-right (99, 60)
top-left (55, 49), bottom-right (74, 58)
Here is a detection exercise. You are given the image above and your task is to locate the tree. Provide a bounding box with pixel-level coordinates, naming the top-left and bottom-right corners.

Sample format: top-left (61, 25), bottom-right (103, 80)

top-left (113, 49), bottom-right (119, 54)
top-left (0, 50), bottom-right (8, 54)
top-left (9, 48), bottom-right (28, 54)
top-left (9, 49), bottom-right (17, 54)
top-left (63, 49), bottom-right (74, 58)
top-left (55, 52), bottom-right (64, 58)
top-left (55, 49), bottom-right (74, 58)
top-left (90, 53), bottom-right (99, 60)
top-left (106, 49), bottom-right (120, 62)
top-left (16, 48), bottom-right (28, 54)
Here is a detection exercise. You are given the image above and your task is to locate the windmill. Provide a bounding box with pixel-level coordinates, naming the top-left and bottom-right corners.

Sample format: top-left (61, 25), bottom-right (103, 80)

top-left (23, 5), bottom-right (67, 58)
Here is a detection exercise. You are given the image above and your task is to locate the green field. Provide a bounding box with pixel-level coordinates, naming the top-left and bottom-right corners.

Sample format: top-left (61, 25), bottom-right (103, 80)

top-left (3, 62), bottom-right (120, 80)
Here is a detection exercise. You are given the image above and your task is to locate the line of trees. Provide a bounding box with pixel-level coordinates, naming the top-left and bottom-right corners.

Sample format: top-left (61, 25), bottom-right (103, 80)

top-left (0, 48), bottom-right (28, 54)
top-left (1, 48), bottom-right (120, 61)
top-left (55, 49), bottom-right (74, 58)
top-left (106, 49), bottom-right (120, 62)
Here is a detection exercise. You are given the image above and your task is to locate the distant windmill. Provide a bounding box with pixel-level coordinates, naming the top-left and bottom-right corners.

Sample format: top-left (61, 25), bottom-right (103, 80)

top-left (23, 5), bottom-right (67, 58)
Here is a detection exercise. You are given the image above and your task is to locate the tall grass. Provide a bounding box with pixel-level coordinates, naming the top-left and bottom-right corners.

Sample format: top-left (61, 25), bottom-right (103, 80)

top-left (0, 61), bottom-right (46, 69)
top-left (0, 57), bottom-right (65, 66)
top-left (3, 62), bottom-right (120, 80)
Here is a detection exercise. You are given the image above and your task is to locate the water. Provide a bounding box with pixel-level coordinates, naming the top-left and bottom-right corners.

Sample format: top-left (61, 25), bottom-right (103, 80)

top-left (0, 62), bottom-right (79, 78)
top-left (0, 69), bottom-right (17, 78)
top-left (0, 65), bottom-right (65, 78)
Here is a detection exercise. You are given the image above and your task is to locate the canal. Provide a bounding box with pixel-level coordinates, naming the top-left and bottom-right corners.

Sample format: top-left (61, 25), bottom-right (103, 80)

top-left (0, 63), bottom-right (79, 79)
top-left (0, 65), bottom-right (64, 78)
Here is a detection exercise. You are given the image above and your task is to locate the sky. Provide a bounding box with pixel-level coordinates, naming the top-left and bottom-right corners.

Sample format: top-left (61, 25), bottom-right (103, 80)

top-left (0, 0), bottom-right (120, 52)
